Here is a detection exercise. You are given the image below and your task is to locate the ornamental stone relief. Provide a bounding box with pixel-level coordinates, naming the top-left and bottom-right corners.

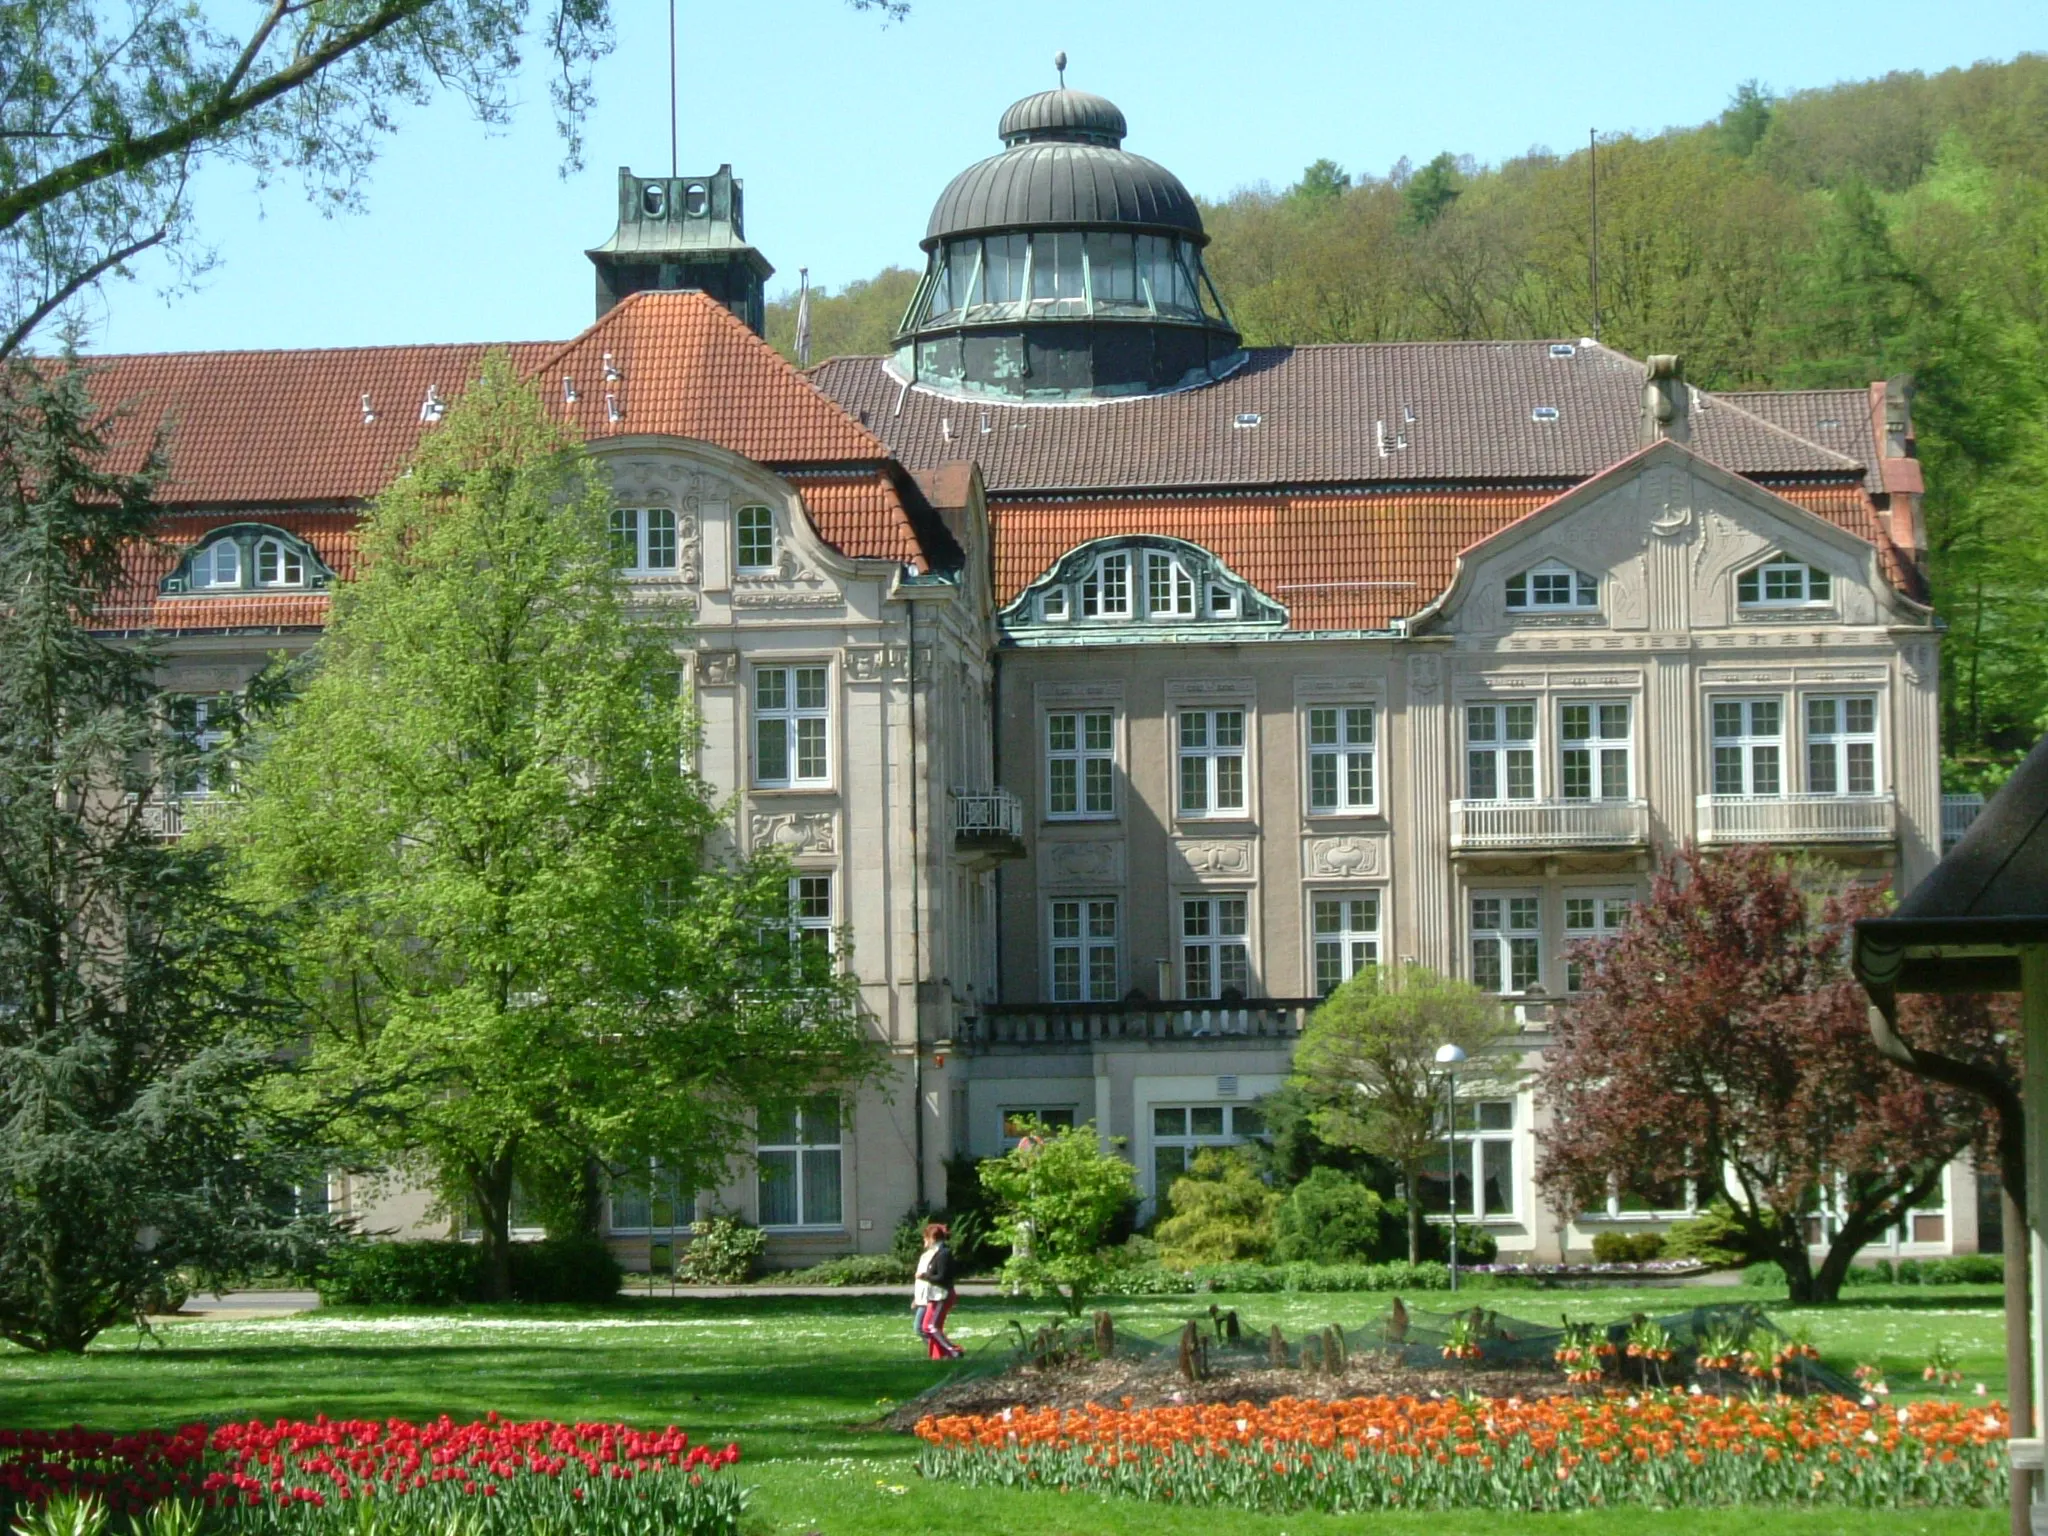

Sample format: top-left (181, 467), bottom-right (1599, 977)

top-left (1170, 839), bottom-right (1255, 880)
top-left (748, 810), bottom-right (836, 855)
top-left (1407, 654), bottom-right (1444, 697)
top-left (696, 650), bottom-right (738, 687)
top-left (1304, 834), bottom-right (1389, 880)
top-left (1040, 839), bottom-right (1124, 887)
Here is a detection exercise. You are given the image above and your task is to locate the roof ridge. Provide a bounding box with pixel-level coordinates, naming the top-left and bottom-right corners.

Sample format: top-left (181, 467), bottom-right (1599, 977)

top-left (1698, 387), bottom-right (1863, 471)
top-left (79, 338), bottom-right (563, 364)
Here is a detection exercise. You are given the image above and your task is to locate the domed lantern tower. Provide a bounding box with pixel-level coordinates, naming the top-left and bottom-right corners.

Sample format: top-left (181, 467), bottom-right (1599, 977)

top-left (893, 86), bottom-right (1243, 400)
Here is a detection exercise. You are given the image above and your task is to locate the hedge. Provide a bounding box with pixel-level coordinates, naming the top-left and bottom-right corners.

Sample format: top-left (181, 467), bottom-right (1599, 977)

top-left (316, 1239), bottom-right (621, 1305)
top-left (1095, 1260), bottom-right (1456, 1296)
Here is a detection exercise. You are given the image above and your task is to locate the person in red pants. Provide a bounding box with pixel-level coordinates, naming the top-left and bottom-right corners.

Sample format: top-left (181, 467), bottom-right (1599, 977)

top-left (913, 1222), bottom-right (963, 1360)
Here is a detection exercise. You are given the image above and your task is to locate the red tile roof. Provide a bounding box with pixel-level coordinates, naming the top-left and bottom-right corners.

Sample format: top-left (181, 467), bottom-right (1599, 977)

top-left (92, 511), bottom-right (360, 633)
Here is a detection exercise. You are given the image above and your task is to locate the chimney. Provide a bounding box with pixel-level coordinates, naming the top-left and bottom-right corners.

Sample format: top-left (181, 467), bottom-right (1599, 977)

top-left (1639, 354), bottom-right (1690, 447)
top-left (1871, 374), bottom-right (1927, 565)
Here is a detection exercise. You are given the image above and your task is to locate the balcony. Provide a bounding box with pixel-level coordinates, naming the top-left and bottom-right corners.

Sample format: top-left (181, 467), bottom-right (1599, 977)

top-left (951, 787), bottom-right (1025, 865)
top-left (1450, 798), bottom-right (1649, 854)
top-left (133, 793), bottom-right (214, 841)
top-left (1941, 793), bottom-right (1984, 850)
top-left (958, 997), bottom-right (1317, 1052)
top-left (1694, 791), bottom-right (1896, 846)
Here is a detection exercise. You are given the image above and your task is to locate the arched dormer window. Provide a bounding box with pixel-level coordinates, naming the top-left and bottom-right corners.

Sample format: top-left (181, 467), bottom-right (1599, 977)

top-left (1506, 561), bottom-right (1598, 611)
top-left (1738, 554), bottom-right (1832, 608)
top-left (162, 524), bottom-right (333, 596)
top-left (1005, 537), bottom-right (1285, 641)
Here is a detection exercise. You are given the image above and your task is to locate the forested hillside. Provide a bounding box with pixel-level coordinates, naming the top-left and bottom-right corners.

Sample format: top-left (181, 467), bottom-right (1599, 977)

top-left (766, 56), bottom-right (2048, 769)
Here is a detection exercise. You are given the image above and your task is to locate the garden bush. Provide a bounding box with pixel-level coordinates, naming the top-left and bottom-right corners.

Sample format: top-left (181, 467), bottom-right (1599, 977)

top-left (776, 1254), bottom-right (913, 1286)
top-left (676, 1213), bottom-right (764, 1285)
top-left (506, 1236), bottom-right (621, 1303)
top-left (1156, 1149), bottom-right (1278, 1265)
top-left (1591, 1230), bottom-right (1667, 1264)
top-left (1663, 1202), bottom-right (1757, 1268)
top-left (1095, 1259), bottom-right (1455, 1295)
top-left (1271, 1168), bottom-right (1399, 1264)
top-left (315, 1241), bottom-right (487, 1305)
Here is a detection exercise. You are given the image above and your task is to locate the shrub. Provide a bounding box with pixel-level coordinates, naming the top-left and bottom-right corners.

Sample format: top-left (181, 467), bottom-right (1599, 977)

top-left (776, 1254), bottom-right (912, 1286)
top-left (1415, 1218), bottom-right (1497, 1266)
top-left (1663, 1202), bottom-right (1757, 1268)
top-left (507, 1237), bottom-right (621, 1303)
top-left (1844, 1259), bottom-right (1894, 1286)
top-left (677, 1213), bottom-right (764, 1285)
top-left (315, 1241), bottom-right (487, 1305)
top-left (1591, 1231), bottom-right (1667, 1264)
top-left (980, 1122), bottom-right (1140, 1315)
top-left (1156, 1149), bottom-right (1278, 1265)
top-left (1926, 1254), bottom-right (2003, 1284)
top-left (892, 1196), bottom-right (996, 1276)
top-left (1095, 1259), bottom-right (1455, 1295)
top-left (1272, 1168), bottom-right (1399, 1264)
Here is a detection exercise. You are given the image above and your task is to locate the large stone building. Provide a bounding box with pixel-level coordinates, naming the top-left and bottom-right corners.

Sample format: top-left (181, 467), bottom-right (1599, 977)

top-left (89, 85), bottom-right (1978, 1264)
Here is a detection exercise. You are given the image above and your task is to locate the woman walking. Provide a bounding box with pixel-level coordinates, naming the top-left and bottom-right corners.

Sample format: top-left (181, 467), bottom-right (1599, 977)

top-left (913, 1222), bottom-right (963, 1360)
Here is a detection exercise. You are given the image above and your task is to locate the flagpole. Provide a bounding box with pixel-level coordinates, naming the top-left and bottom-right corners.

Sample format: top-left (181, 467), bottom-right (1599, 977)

top-left (795, 268), bottom-right (812, 368)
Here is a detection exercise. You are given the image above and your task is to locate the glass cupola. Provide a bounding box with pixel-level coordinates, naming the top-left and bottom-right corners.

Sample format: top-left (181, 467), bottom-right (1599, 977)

top-left (893, 88), bottom-right (1242, 401)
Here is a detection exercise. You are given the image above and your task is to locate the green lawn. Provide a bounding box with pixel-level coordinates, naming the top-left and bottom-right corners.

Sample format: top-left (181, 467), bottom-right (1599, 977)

top-left (0, 1285), bottom-right (2006, 1536)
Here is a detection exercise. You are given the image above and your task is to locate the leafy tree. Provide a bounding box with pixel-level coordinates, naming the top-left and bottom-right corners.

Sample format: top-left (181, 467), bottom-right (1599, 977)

top-left (1290, 965), bottom-right (1517, 1262)
top-left (1401, 152), bottom-right (1465, 229)
top-left (1719, 80), bottom-right (1776, 159)
top-left (1153, 1148), bottom-right (1277, 1266)
top-left (1242, 1082), bottom-right (1394, 1191)
top-left (1291, 159), bottom-right (1352, 202)
top-left (224, 356), bottom-right (872, 1299)
top-left (1535, 845), bottom-right (2012, 1304)
top-left (763, 267), bottom-right (920, 365)
top-left (0, 0), bottom-right (904, 357)
top-left (0, 354), bottom-right (313, 1352)
top-left (1271, 1167), bottom-right (1398, 1265)
top-left (978, 1119), bottom-right (1137, 1316)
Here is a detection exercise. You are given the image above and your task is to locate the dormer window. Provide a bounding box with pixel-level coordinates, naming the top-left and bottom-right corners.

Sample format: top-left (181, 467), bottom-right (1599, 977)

top-left (1007, 537), bottom-right (1285, 638)
top-left (1081, 551), bottom-right (1130, 618)
top-left (193, 539), bottom-right (241, 589)
top-left (1040, 586), bottom-right (1068, 621)
top-left (162, 524), bottom-right (332, 596)
top-left (1738, 555), bottom-right (1832, 607)
top-left (1206, 582), bottom-right (1238, 619)
top-left (254, 537), bottom-right (305, 588)
top-left (1145, 551), bottom-right (1194, 618)
top-left (1507, 561), bottom-right (1598, 611)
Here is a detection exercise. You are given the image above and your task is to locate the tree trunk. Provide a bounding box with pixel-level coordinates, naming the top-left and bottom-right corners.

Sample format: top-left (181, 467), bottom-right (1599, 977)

top-left (1775, 1229), bottom-right (1822, 1303)
top-left (1403, 1169), bottom-right (1421, 1264)
top-left (471, 1154), bottom-right (518, 1302)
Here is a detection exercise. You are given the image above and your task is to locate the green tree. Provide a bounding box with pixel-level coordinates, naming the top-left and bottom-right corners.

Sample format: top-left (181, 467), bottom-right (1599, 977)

top-left (1290, 965), bottom-right (1516, 1263)
top-left (1153, 1148), bottom-right (1277, 1266)
top-left (1271, 1167), bottom-right (1398, 1265)
top-left (978, 1120), bottom-right (1137, 1316)
top-left (225, 356), bottom-right (872, 1298)
top-left (1719, 80), bottom-right (1776, 159)
top-left (0, 354), bottom-right (312, 1352)
top-left (1401, 152), bottom-right (1465, 229)
top-left (763, 267), bottom-right (921, 364)
top-left (1291, 158), bottom-right (1352, 202)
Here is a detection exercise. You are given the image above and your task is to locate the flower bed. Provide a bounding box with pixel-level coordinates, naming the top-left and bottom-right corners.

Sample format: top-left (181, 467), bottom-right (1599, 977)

top-left (915, 1393), bottom-right (2006, 1513)
top-left (0, 1417), bottom-right (743, 1536)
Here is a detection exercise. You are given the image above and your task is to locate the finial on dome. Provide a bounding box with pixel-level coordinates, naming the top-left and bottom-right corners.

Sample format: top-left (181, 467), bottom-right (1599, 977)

top-left (1055, 50), bottom-right (1066, 87)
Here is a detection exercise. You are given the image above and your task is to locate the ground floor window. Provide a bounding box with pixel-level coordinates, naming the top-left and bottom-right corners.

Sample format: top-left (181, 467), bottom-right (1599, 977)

top-left (610, 1161), bottom-right (696, 1233)
top-left (1151, 1103), bottom-right (1264, 1201)
top-left (1416, 1099), bottom-right (1516, 1219)
top-left (1001, 1107), bottom-right (1077, 1148)
top-left (758, 1095), bottom-right (843, 1228)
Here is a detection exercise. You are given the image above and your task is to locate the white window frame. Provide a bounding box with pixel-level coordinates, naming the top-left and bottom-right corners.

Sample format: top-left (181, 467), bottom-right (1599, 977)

top-left (753, 664), bottom-right (831, 788)
top-left (735, 504), bottom-right (776, 573)
top-left (1000, 1107), bottom-right (1077, 1148)
top-left (1710, 696), bottom-right (1784, 797)
top-left (1049, 896), bottom-right (1119, 1002)
top-left (1558, 698), bottom-right (1632, 802)
top-left (1805, 694), bottom-right (1879, 797)
top-left (192, 538), bottom-right (242, 590)
top-left (608, 1161), bottom-right (696, 1234)
top-left (253, 536), bottom-right (305, 588)
top-left (1180, 893), bottom-right (1251, 1000)
top-left (1306, 705), bottom-right (1376, 815)
top-left (1080, 551), bottom-right (1131, 619)
top-left (1506, 561), bottom-right (1598, 611)
top-left (1045, 709), bottom-right (1116, 820)
top-left (1470, 891), bottom-right (1541, 995)
top-left (1465, 700), bottom-right (1537, 802)
top-left (610, 506), bottom-right (680, 575)
top-left (756, 1095), bottom-right (843, 1230)
top-left (1150, 1103), bottom-right (1264, 1200)
top-left (169, 693), bottom-right (232, 797)
top-left (789, 872), bottom-right (834, 959)
top-left (1177, 707), bottom-right (1248, 818)
top-left (1039, 585), bottom-right (1069, 622)
top-left (1423, 1100), bottom-right (1518, 1221)
top-left (1145, 550), bottom-right (1196, 619)
top-left (1563, 893), bottom-right (1631, 993)
top-left (1205, 581), bottom-right (1239, 619)
top-left (1738, 555), bottom-right (1833, 608)
top-left (1311, 890), bottom-right (1380, 996)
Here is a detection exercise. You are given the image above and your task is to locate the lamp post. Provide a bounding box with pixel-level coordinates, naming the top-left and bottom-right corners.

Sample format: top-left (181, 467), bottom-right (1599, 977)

top-left (1435, 1042), bottom-right (1468, 1293)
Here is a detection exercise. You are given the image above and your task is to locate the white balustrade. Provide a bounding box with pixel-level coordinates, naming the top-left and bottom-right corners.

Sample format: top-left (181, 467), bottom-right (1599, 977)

top-left (1449, 798), bottom-right (1649, 851)
top-left (1694, 791), bottom-right (1896, 844)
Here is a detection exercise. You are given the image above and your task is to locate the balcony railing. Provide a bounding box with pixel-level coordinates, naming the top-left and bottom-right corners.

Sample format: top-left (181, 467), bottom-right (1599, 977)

top-left (134, 793), bottom-right (215, 841)
top-left (1450, 798), bottom-right (1649, 852)
top-left (1941, 793), bottom-right (1984, 850)
top-left (951, 787), bottom-right (1025, 862)
top-left (1695, 791), bottom-right (1896, 845)
top-left (959, 997), bottom-right (1317, 1051)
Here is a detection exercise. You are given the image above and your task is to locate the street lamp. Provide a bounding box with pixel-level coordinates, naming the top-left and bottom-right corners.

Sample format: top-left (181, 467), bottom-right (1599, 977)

top-left (1434, 1042), bottom-right (1468, 1293)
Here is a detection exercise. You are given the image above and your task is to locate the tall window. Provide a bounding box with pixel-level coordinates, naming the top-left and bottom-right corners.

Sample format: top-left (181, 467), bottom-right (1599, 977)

top-left (735, 505), bottom-right (775, 571)
top-left (1049, 897), bottom-right (1118, 1002)
top-left (609, 1162), bottom-right (695, 1233)
top-left (1046, 711), bottom-right (1115, 818)
top-left (253, 536), bottom-right (305, 588)
top-left (1563, 895), bottom-right (1631, 992)
top-left (1178, 709), bottom-right (1247, 816)
top-left (1506, 563), bottom-right (1597, 610)
top-left (1417, 1101), bottom-right (1516, 1218)
top-left (1181, 895), bottom-right (1250, 1000)
top-left (790, 874), bottom-right (833, 959)
top-left (1465, 701), bottom-right (1536, 801)
top-left (1312, 892), bottom-right (1379, 995)
top-left (1806, 696), bottom-right (1877, 796)
top-left (1559, 700), bottom-right (1631, 801)
top-left (756, 1096), bottom-right (842, 1228)
top-left (1146, 551), bottom-right (1195, 617)
top-left (1080, 552), bottom-right (1130, 618)
top-left (610, 507), bottom-right (679, 573)
top-left (168, 694), bottom-right (231, 796)
top-left (1711, 698), bottom-right (1782, 796)
top-left (1307, 706), bottom-right (1376, 813)
top-left (1738, 555), bottom-right (1832, 607)
top-left (754, 666), bottom-right (829, 786)
top-left (1151, 1103), bottom-right (1263, 1201)
top-left (1471, 893), bottom-right (1540, 994)
top-left (192, 539), bottom-right (241, 589)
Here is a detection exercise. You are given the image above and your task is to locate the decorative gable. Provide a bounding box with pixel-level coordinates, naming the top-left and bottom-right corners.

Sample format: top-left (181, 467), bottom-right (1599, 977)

top-left (1001, 536), bottom-right (1286, 643)
top-left (161, 523), bottom-right (336, 596)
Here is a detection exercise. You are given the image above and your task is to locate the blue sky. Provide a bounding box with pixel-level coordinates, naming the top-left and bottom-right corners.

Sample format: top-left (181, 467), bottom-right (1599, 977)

top-left (79, 0), bottom-right (2044, 355)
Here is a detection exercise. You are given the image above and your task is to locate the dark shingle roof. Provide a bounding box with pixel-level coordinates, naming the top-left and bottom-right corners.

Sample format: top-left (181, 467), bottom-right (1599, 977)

top-left (810, 342), bottom-right (1864, 495)
top-left (1722, 387), bottom-right (1882, 495)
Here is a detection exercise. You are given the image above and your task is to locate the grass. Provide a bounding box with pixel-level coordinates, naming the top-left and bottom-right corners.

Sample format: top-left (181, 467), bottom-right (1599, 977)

top-left (0, 1283), bottom-right (2005, 1536)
